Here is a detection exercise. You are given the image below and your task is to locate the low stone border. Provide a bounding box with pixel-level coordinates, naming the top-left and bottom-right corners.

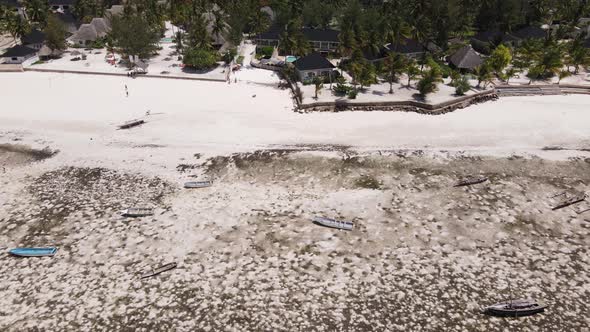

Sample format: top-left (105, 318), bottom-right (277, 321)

top-left (0, 64), bottom-right (23, 72)
top-left (496, 84), bottom-right (590, 96)
top-left (298, 90), bottom-right (499, 115)
top-left (22, 67), bottom-right (226, 82)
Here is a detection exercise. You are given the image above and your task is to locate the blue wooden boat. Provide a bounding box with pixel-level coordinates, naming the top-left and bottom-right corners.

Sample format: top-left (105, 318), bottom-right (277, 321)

top-left (9, 247), bottom-right (58, 257)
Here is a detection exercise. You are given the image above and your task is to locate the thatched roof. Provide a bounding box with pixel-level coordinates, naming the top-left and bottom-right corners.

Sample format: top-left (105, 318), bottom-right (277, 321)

top-left (69, 24), bottom-right (98, 43)
top-left (90, 17), bottom-right (110, 36)
top-left (449, 45), bottom-right (484, 70)
top-left (106, 5), bottom-right (124, 18)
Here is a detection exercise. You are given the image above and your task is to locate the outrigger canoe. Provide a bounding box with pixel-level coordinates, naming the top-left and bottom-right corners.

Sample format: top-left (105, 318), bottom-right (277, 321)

top-left (454, 176), bottom-right (488, 187)
top-left (121, 208), bottom-right (154, 217)
top-left (118, 119), bottom-right (145, 130)
top-left (184, 181), bottom-right (212, 189)
top-left (484, 299), bottom-right (546, 317)
top-left (141, 262), bottom-right (177, 279)
top-left (9, 247), bottom-right (58, 257)
top-left (312, 216), bottom-right (354, 231)
top-left (552, 193), bottom-right (587, 210)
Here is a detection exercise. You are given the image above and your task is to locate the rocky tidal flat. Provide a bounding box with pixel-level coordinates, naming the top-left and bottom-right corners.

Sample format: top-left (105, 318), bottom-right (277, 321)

top-left (1, 148), bottom-right (589, 331)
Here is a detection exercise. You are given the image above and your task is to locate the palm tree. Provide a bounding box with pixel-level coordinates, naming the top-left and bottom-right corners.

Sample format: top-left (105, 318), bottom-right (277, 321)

top-left (24, 0), bottom-right (48, 26)
top-left (175, 30), bottom-right (183, 54)
top-left (404, 59), bottom-right (420, 88)
top-left (568, 37), bottom-right (590, 74)
top-left (454, 76), bottom-right (471, 96)
top-left (504, 67), bottom-right (520, 84)
top-left (313, 76), bottom-right (324, 99)
top-left (6, 12), bottom-right (29, 42)
top-left (279, 18), bottom-right (309, 56)
top-left (475, 64), bottom-right (494, 88)
top-left (381, 1), bottom-right (412, 53)
top-left (211, 9), bottom-right (226, 44)
top-left (417, 67), bottom-right (443, 97)
top-left (449, 70), bottom-right (461, 86)
top-left (557, 69), bottom-right (571, 84)
top-left (349, 61), bottom-right (363, 90)
top-left (382, 52), bottom-right (406, 93)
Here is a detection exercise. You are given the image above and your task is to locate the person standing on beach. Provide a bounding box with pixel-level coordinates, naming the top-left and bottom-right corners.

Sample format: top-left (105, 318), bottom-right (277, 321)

top-left (125, 84), bottom-right (128, 97)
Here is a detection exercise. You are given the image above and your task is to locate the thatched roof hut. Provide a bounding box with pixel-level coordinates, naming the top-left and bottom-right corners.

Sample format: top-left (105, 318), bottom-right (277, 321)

top-left (69, 24), bottom-right (98, 45)
top-left (90, 18), bottom-right (110, 36)
top-left (449, 45), bottom-right (484, 70)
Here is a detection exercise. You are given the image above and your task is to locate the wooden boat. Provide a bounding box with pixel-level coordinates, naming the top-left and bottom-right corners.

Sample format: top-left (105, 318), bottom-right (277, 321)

top-left (118, 119), bottom-right (145, 129)
top-left (141, 262), bottom-right (177, 279)
top-left (9, 247), bottom-right (58, 257)
top-left (121, 208), bottom-right (154, 218)
top-left (184, 181), bottom-right (212, 189)
top-left (484, 299), bottom-right (546, 317)
top-left (312, 216), bottom-right (354, 231)
top-left (454, 175), bottom-right (488, 187)
top-left (552, 193), bottom-right (587, 210)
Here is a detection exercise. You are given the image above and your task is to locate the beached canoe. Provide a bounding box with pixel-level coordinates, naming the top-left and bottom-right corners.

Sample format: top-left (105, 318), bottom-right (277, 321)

top-left (312, 216), bottom-right (354, 231)
top-left (454, 176), bottom-right (488, 187)
top-left (9, 247), bottom-right (58, 257)
top-left (141, 262), bottom-right (177, 279)
top-left (118, 119), bottom-right (145, 130)
top-left (184, 181), bottom-right (212, 189)
top-left (121, 208), bottom-right (154, 218)
top-left (484, 299), bottom-right (546, 317)
top-left (552, 193), bottom-right (587, 210)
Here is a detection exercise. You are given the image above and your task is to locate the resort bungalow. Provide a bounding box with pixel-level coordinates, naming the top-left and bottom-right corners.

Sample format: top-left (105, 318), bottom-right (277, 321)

top-left (68, 18), bottom-right (110, 46)
top-left (365, 37), bottom-right (427, 62)
top-left (511, 26), bottom-right (547, 42)
top-left (69, 24), bottom-right (100, 46)
top-left (1, 45), bottom-right (37, 64)
top-left (302, 28), bottom-right (340, 54)
top-left (470, 30), bottom-right (518, 54)
top-left (470, 27), bottom-right (545, 52)
top-left (293, 52), bottom-right (335, 82)
top-left (448, 45), bottom-right (483, 71)
top-left (21, 29), bottom-right (46, 50)
top-left (256, 25), bottom-right (340, 54)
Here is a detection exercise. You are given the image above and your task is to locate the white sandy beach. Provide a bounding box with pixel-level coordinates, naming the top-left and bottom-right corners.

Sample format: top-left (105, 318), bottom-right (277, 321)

top-left (1, 71), bottom-right (589, 165)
